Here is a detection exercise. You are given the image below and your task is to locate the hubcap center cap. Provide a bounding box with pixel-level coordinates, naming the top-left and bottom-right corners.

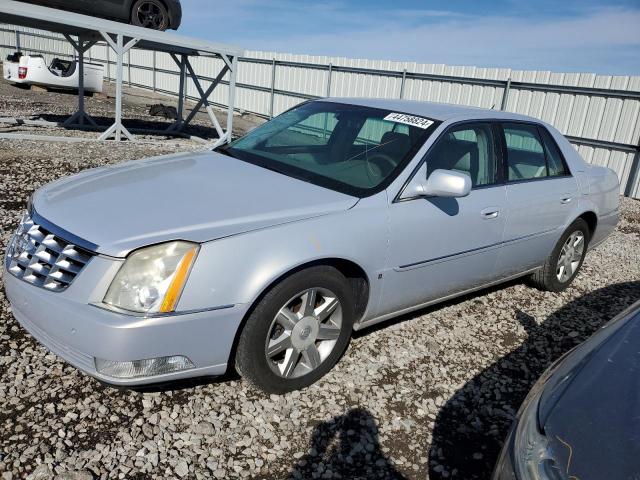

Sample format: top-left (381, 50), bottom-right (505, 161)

top-left (291, 316), bottom-right (319, 349)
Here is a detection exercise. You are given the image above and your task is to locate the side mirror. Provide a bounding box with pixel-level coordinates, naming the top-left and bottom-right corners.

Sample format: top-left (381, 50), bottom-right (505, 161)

top-left (424, 169), bottom-right (472, 198)
top-left (400, 166), bottom-right (472, 199)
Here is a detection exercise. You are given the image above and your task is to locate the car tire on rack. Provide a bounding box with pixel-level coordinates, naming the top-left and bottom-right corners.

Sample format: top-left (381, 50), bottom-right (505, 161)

top-left (235, 266), bottom-right (355, 394)
top-left (131, 0), bottom-right (170, 31)
top-left (529, 218), bottom-right (590, 292)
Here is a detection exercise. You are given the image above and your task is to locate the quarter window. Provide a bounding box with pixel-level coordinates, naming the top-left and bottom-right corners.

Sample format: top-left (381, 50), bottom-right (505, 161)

top-left (426, 123), bottom-right (498, 188)
top-left (539, 127), bottom-right (569, 177)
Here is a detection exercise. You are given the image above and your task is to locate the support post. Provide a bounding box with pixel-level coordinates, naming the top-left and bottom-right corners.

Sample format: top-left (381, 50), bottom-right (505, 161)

top-left (501, 77), bottom-right (512, 111)
top-left (63, 35), bottom-right (98, 128)
top-left (152, 51), bottom-right (157, 92)
top-left (326, 63), bottom-right (333, 98)
top-left (105, 43), bottom-right (110, 80)
top-left (127, 50), bottom-right (132, 86)
top-left (167, 53), bottom-right (188, 131)
top-left (269, 58), bottom-right (276, 118)
top-left (99, 32), bottom-right (139, 141)
top-left (400, 69), bottom-right (407, 99)
top-left (624, 144), bottom-right (640, 198)
top-left (15, 28), bottom-right (20, 51)
top-left (210, 55), bottom-right (237, 149)
top-left (226, 55), bottom-right (238, 142)
top-left (78, 39), bottom-right (85, 125)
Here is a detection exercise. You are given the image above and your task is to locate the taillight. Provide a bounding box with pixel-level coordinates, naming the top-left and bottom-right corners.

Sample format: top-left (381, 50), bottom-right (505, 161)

top-left (18, 67), bottom-right (28, 79)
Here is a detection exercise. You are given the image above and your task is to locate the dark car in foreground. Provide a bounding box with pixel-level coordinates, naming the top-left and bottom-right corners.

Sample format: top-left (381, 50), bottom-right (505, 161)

top-left (493, 300), bottom-right (640, 480)
top-left (17, 0), bottom-right (182, 30)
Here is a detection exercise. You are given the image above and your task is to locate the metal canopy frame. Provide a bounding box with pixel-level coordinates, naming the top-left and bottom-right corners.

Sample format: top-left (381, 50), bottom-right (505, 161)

top-left (0, 0), bottom-right (243, 146)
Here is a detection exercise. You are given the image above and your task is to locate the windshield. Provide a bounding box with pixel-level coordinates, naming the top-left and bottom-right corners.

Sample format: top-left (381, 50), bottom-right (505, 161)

top-left (222, 101), bottom-right (439, 197)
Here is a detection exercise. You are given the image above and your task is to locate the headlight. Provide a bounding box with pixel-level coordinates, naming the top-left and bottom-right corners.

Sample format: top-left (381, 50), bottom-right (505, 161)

top-left (513, 373), bottom-right (563, 480)
top-left (103, 241), bottom-right (199, 314)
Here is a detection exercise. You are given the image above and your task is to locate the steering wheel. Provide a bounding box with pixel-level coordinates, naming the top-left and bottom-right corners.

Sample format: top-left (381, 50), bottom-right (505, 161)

top-left (365, 152), bottom-right (396, 183)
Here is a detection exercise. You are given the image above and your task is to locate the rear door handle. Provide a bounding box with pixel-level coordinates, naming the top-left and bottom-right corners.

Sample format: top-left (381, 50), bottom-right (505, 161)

top-left (481, 207), bottom-right (500, 219)
top-left (561, 197), bottom-right (573, 204)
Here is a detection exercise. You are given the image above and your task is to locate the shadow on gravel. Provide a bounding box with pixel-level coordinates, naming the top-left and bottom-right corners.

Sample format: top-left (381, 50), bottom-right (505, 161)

top-left (37, 113), bottom-right (221, 139)
top-left (289, 408), bottom-right (407, 480)
top-left (428, 281), bottom-right (640, 479)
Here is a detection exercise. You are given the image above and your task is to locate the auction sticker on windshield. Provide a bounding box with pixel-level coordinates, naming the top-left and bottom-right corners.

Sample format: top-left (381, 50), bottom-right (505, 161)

top-left (384, 112), bottom-right (435, 130)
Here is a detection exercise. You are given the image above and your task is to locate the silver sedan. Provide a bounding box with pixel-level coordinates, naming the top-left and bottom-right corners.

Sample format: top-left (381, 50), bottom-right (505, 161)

top-left (4, 99), bottom-right (620, 393)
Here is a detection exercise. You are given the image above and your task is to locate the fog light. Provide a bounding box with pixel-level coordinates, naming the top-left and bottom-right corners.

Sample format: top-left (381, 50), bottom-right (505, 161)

top-left (94, 355), bottom-right (195, 379)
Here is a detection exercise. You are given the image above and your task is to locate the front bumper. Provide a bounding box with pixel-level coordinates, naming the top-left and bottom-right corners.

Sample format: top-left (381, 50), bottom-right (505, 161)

top-left (4, 266), bottom-right (249, 386)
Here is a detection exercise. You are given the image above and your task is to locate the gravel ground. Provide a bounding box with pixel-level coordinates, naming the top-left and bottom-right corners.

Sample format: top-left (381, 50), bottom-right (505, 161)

top-left (1, 77), bottom-right (640, 480)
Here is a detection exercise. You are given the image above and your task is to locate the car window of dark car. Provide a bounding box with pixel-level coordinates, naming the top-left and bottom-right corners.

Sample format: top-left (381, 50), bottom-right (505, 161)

top-left (425, 123), bottom-right (498, 188)
top-left (503, 123), bottom-right (548, 181)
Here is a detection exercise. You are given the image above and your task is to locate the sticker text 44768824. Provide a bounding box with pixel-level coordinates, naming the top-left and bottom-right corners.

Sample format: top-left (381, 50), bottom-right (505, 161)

top-left (384, 112), bottom-right (435, 130)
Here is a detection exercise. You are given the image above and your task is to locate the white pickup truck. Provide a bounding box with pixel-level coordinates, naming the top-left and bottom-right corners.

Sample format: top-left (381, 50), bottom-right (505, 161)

top-left (3, 52), bottom-right (104, 93)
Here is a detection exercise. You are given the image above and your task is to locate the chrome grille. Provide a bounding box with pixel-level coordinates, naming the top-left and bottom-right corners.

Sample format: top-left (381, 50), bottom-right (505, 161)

top-left (5, 213), bottom-right (94, 292)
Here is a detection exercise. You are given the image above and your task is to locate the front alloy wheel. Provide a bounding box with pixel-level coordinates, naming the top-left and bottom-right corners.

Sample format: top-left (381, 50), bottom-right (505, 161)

top-left (266, 287), bottom-right (342, 379)
top-left (236, 266), bottom-right (355, 394)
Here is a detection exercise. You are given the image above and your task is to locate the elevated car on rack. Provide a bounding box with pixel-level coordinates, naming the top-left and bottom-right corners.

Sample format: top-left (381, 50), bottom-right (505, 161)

top-left (4, 99), bottom-right (620, 394)
top-left (16, 0), bottom-right (182, 31)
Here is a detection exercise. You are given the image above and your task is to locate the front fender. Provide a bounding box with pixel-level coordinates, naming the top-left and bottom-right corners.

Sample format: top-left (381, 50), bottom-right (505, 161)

top-left (177, 194), bottom-right (389, 319)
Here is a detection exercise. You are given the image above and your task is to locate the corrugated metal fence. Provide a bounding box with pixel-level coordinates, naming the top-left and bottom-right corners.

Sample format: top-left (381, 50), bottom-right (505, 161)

top-left (1, 24), bottom-right (639, 198)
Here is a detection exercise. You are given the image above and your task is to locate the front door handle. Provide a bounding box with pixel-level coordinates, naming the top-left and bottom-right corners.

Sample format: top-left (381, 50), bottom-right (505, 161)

top-left (561, 197), bottom-right (573, 204)
top-left (481, 207), bottom-right (500, 219)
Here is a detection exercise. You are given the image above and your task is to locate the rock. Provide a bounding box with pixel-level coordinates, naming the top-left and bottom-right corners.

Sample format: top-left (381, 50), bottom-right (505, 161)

top-left (194, 421), bottom-right (215, 435)
top-left (174, 461), bottom-right (189, 478)
top-left (27, 465), bottom-right (53, 480)
top-left (53, 471), bottom-right (93, 480)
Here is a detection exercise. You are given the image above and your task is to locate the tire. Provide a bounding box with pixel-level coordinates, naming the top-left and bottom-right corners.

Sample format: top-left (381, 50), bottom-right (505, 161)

top-left (529, 218), bottom-right (590, 292)
top-left (131, 0), bottom-right (170, 31)
top-left (235, 266), bottom-right (355, 394)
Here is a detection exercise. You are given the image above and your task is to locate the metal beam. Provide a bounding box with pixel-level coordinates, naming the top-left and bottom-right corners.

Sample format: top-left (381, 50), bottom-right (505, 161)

top-left (177, 56), bottom-right (225, 137)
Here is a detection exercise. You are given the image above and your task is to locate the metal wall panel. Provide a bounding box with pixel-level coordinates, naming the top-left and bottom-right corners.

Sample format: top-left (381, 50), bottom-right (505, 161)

top-left (1, 25), bottom-right (639, 198)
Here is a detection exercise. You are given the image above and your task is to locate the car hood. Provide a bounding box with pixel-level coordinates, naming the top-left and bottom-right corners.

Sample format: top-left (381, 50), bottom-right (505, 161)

top-left (32, 151), bottom-right (358, 257)
top-left (538, 303), bottom-right (640, 480)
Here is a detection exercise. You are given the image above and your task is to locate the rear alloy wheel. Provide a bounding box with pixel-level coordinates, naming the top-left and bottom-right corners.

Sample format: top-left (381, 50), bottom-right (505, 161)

top-left (131, 0), bottom-right (170, 31)
top-left (235, 266), bottom-right (355, 394)
top-left (556, 231), bottom-right (586, 283)
top-left (529, 218), bottom-right (590, 292)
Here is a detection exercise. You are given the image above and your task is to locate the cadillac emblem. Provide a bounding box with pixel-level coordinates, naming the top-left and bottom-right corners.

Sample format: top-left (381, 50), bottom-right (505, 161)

top-left (8, 232), bottom-right (31, 261)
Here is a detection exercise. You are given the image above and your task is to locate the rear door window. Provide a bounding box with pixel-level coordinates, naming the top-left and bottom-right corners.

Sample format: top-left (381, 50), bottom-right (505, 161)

top-left (503, 123), bottom-right (548, 181)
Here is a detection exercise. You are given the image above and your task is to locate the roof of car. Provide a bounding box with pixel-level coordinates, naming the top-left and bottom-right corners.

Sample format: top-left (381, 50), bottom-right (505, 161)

top-left (325, 97), bottom-right (540, 123)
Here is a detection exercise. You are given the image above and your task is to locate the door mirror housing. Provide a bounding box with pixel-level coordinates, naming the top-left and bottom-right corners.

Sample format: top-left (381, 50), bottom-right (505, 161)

top-left (424, 169), bottom-right (472, 198)
top-left (400, 166), bottom-right (472, 200)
